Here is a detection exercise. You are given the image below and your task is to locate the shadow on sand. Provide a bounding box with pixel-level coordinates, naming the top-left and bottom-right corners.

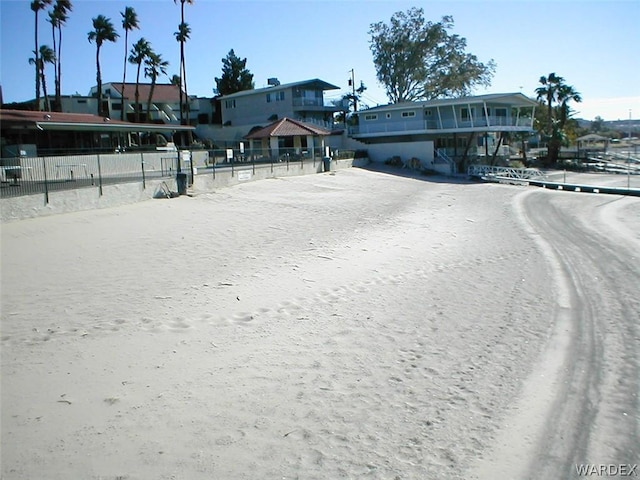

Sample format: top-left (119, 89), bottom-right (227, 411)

top-left (357, 162), bottom-right (479, 185)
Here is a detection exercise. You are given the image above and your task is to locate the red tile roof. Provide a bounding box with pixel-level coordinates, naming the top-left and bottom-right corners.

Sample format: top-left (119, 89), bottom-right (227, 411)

top-left (110, 83), bottom-right (182, 103)
top-left (245, 117), bottom-right (331, 139)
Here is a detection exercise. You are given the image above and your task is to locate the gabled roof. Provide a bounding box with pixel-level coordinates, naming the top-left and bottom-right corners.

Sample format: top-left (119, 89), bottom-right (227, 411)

top-left (219, 79), bottom-right (340, 100)
top-left (577, 133), bottom-right (608, 142)
top-left (361, 93), bottom-right (538, 113)
top-left (0, 109), bottom-right (194, 132)
top-left (106, 83), bottom-right (182, 103)
top-left (245, 117), bottom-right (331, 139)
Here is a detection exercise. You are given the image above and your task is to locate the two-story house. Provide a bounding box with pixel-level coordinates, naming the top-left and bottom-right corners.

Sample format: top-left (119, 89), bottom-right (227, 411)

top-left (218, 78), bottom-right (341, 129)
top-left (86, 82), bottom-right (215, 126)
top-left (348, 92), bottom-right (538, 173)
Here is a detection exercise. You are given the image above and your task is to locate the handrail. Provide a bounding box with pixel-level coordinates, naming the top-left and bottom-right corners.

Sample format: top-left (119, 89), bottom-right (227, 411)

top-left (468, 164), bottom-right (545, 180)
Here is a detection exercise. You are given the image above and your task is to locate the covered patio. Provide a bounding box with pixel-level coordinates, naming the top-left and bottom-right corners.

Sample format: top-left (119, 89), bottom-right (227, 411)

top-left (0, 109), bottom-right (195, 156)
top-left (577, 133), bottom-right (609, 158)
top-left (244, 117), bottom-right (331, 162)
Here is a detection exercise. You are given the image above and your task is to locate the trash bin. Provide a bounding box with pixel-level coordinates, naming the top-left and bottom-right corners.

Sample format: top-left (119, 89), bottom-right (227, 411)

top-left (323, 156), bottom-right (331, 172)
top-left (176, 172), bottom-right (187, 195)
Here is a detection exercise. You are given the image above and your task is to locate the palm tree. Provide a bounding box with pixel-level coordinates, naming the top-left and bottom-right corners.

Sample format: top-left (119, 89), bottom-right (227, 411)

top-left (47, 10), bottom-right (59, 107)
top-left (535, 73), bottom-right (564, 134)
top-left (174, 22), bottom-right (191, 124)
top-left (29, 45), bottom-right (56, 112)
top-left (120, 6), bottom-right (139, 120)
top-left (557, 84), bottom-right (582, 128)
top-left (535, 73), bottom-right (581, 165)
top-left (31, 0), bottom-right (53, 111)
top-left (88, 15), bottom-right (119, 116)
top-left (128, 38), bottom-right (151, 123)
top-left (144, 51), bottom-right (169, 121)
top-left (47, 0), bottom-right (72, 112)
top-left (174, 0), bottom-right (193, 127)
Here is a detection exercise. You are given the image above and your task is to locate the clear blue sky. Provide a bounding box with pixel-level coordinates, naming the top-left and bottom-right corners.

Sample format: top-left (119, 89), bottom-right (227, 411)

top-left (1, 0), bottom-right (638, 121)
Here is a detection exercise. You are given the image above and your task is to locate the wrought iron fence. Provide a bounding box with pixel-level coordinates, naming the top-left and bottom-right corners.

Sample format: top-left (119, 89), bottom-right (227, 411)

top-left (1, 148), bottom-right (360, 201)
top-left (0, 151), bottom-right (180, 200)
top-left (197, 147), bottom-right (356, 181)
top-left (206, 146), bottom-right (329, 165)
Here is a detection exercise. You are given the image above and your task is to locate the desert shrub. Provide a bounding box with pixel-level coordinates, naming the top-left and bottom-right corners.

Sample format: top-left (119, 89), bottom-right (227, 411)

top-left (385, 156), bottom-right (403, 167)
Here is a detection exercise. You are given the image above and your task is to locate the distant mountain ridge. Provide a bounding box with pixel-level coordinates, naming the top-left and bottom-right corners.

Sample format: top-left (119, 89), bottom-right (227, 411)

top-left (576, 118), bottom-right (639, 131)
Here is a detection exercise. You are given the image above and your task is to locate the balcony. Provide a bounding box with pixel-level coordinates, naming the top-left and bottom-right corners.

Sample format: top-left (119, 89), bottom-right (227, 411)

top-left (292, 98), bottom-right (340, 113)
top-left (349, 115), bottom-right (534, 137)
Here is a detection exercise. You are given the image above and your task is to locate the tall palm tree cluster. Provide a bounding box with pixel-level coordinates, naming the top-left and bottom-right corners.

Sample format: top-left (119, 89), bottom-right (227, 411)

top-left (29, 0), bottom-right (193, 122)
top-left (535, 72), bottom-right (582, 165)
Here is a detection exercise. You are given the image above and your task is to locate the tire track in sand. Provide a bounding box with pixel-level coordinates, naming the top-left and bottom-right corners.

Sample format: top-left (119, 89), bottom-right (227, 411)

top-left (470, 189), bottom-right (640, 479)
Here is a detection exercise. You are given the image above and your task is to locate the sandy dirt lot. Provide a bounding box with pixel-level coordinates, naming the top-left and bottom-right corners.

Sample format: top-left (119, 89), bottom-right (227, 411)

top-left (1, 167), bottom-right (638, 479)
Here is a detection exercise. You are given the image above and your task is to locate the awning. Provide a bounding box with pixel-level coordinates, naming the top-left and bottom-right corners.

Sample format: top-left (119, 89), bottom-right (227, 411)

top-left (34, 121), bottom-right (195, 133)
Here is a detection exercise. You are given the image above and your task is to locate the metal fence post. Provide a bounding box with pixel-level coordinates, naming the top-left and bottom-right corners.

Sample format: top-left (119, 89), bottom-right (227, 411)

top-left (42, 156), bottom-right (49, 204)
top-left (140, 152), bottom-right (146, 189)
top-left (97, 153), bottom-right (103, 196)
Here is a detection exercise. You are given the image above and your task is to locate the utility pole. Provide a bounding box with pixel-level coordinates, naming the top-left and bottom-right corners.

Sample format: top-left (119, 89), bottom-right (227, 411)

top-left (348, 69), bottom-right (357, 112)
top-left (628, 109), bottom-right (632, 190)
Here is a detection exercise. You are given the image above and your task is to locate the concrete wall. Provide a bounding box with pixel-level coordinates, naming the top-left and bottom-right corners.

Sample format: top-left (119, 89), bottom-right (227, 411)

top-left (0, 177), bottom-right (178, 223)
top-left (191, 156), bottom-right (368, 192)
top-left (364, 140), bottom-right (455, 173)
top-left (1, 156), bottom-right (368, 223)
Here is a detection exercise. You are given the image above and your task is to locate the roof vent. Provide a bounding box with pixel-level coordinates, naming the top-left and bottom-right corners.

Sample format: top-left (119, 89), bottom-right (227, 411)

top-left (267, 78), bottom-right (280, 87)
top-left (104, 117), bottom-right (110, 122)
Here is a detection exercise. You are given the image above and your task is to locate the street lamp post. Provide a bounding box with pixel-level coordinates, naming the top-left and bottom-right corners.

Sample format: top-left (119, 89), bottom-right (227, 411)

top-left (629, 109), bottom-right (632, 190)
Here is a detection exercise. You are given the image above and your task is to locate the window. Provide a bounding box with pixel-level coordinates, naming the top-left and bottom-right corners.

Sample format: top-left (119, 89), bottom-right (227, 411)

top-left (402, 111), bottom-right (416, 118)
top-left (425, 109), bottom-right (432, 116)
top-left (364, 114), bottom-right (378, 121)
top-left (267, 91), bottom-right (285, 103)
top-left (495, 108), bottom-right (507, 117)
top-left (76, 99), bottom-right (87, 104)
top-left (225, 99), bottom-right (236, 109)
top-left (460, 107), bottom-right (475, 120)
top-left (386, 113), bottom-right (391, 119)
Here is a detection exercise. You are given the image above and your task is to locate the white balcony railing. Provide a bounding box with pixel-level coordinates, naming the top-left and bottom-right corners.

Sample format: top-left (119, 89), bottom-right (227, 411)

top-left (349, 115), bottom-right (533, 136)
